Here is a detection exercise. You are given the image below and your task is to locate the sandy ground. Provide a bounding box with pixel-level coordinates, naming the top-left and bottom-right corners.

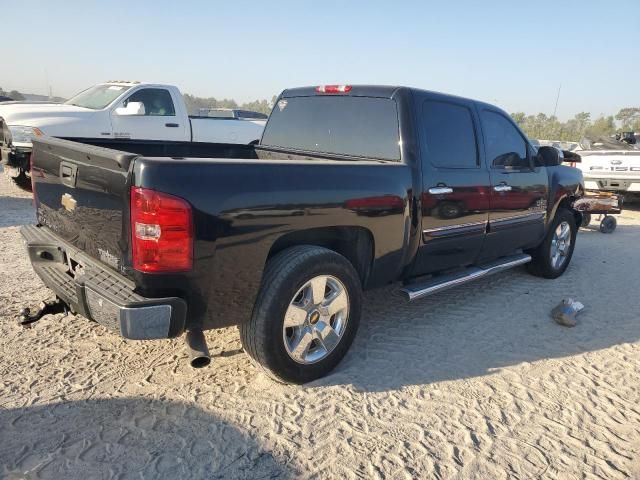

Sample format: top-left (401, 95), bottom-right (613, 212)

top-left (0, 168), bottom-right (639, 480)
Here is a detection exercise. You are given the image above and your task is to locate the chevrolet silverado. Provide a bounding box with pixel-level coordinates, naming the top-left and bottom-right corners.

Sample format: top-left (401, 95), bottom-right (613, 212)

top-left (21, 85), bottom-right (584, 383)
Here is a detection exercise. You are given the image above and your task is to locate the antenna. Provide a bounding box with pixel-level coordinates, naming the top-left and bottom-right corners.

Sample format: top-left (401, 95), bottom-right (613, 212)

top-left (552, 84), bottom-right (562, 118)
top-left (45, 69), bottom-right (51, 100)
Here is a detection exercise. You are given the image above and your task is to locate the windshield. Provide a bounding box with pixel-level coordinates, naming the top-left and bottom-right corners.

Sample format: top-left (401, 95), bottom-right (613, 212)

top-left (64, 84), bottom-right (132, 110)
top-left (261, 96), bottom-right (400, 160)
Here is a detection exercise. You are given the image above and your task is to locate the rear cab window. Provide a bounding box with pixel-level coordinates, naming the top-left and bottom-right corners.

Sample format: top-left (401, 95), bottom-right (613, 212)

top-left (261, 96), bottom-right (400, 161)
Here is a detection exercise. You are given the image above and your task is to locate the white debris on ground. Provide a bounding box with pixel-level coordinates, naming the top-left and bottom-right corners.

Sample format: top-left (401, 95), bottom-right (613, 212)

top-left (1, 168), bottom-right (639, 479)
top-left (551, 298), bottom-right (585, 327)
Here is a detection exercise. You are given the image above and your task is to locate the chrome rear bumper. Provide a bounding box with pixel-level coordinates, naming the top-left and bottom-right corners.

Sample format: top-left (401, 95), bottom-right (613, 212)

top-left (21, 224), bottom-right (186, 339)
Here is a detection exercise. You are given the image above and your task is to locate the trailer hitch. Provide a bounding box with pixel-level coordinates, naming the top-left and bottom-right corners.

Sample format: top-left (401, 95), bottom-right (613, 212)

top-left (18, 298), bottom-right (68, 328)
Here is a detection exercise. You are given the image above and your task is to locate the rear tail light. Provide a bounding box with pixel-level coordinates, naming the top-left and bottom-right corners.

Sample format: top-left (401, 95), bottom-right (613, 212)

top-left (315, 85), bottom-right (352, 94)
top-left (130, 187), bottom-right (193, 273)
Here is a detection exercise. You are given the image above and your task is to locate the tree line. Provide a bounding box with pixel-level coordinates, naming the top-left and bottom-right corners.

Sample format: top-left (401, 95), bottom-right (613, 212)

top-left (510, 108), bottom-right (640, 142)
top-left (183, 93), bottom-right (277, 115)
top-left (0, 86), bottom-right (25, 100)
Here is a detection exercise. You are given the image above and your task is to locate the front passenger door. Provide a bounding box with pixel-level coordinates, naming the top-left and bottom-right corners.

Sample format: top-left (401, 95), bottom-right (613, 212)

top-left (110, 88), bottom-right (187, 141)
top-left (479, 109), bottom-right (548, 260)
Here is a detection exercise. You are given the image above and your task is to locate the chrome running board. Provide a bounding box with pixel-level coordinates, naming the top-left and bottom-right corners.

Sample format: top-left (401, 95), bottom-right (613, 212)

top-left (401, 253), bottom-right (531, 301)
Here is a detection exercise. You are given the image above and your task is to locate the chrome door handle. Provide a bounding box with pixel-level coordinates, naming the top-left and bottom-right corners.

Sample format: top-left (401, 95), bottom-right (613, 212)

top-left (428, 187), bottom-right (453, 195)
top-left (493, 184), bottom-right (512, 192)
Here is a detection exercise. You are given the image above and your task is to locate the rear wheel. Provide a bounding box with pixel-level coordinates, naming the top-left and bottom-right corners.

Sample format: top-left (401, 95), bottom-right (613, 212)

top-left (240, 246), bottom-right (362, 384)
top-left (526, 208), bottom-right (577, 279)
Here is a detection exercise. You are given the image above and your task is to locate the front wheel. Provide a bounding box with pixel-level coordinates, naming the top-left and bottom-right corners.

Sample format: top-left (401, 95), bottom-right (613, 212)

top-left (526, 208), bottom-right (577, 279)
top-left (240, 246), bottom-right (362, 384)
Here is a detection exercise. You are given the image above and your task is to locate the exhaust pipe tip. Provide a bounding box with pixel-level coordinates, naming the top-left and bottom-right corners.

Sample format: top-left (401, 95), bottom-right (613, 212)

top-left (185, 329), bottom-right (211, 369)
top-left (190, 355), bottom-right (211, 369)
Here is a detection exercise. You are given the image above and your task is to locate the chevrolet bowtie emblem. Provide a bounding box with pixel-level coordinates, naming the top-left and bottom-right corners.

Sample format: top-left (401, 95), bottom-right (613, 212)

top-left (61, 193), bottom-right (77, 212)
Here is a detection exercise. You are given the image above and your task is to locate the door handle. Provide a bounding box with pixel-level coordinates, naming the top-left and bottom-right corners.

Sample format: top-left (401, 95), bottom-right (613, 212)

top-left (165, 123), bottom-right (179, 127)
top-left (428, 186), bottom-right (453, 195)
top-left (493, 183), bottom-right (512, 192)
top-left (59, 161), bottom-right (78, 188)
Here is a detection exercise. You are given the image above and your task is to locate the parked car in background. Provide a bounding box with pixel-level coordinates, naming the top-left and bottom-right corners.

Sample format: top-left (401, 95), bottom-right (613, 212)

top-left (0, 81), bottom-right (266, 180)
top-left (22, 85), bottom-right (584, 384)
top-left (0, 95), bottom-right (14, 103)
top-left (575, 135), bottom-right (640, 199)
top-left (530, 139), bottom-right (579, 151)
top-left (197, 108), bottom-right (268, 120)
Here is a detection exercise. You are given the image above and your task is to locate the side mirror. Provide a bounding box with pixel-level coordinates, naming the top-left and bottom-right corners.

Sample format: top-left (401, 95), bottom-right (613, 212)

top-left (536, 146), bottom-right (563, 166)
top-left (113, 101), bottom-right (145, 116)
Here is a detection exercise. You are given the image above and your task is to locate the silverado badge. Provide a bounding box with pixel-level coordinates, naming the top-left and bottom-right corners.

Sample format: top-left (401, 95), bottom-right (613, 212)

top-left (61, 193), bottom-right (77, 212)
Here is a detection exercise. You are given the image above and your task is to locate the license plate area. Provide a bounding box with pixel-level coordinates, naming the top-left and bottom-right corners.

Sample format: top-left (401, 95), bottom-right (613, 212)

top-left (599, 180), bottom-right (630, 189)
top-left (66, 254), bottom-right (87, 279)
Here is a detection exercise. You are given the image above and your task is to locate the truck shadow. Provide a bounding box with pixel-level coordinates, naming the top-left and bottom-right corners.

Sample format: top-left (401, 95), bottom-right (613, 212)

top-left (0, 397), bottom-right (293, 479)
top-left (319, 224), bottom-right (640, 392)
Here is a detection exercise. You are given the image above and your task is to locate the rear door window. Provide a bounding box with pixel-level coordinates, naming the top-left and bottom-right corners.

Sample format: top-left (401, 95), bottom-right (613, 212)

top-left (261, 96), bottom-right (400, 160)
top-left (422, 100), bottom-right (478, 168)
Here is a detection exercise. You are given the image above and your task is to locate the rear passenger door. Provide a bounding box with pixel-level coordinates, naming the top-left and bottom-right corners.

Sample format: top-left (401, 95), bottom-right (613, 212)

top-left (413, 97), bottom-right (491, 275)
top-left (478, 109), bottom-right (548, 260)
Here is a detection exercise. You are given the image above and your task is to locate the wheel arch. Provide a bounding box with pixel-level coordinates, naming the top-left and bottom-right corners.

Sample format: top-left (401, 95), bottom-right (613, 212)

top-left (550, 193), bottom-right (582, 230)
top-left (266, 226), bottom-right (374, 287)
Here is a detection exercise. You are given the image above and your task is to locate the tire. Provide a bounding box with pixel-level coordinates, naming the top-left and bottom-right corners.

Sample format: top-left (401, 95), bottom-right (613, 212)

top-left (580, 212), bottom-right (591, 228)
top-left (240, 245), bottom-right (362, 384)
top-left (599, 216), bottom-right (616, 234)
top-left (526, 208), bottom-right (577, 279)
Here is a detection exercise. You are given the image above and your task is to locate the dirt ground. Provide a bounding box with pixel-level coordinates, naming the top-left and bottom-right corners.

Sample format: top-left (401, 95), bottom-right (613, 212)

top-left (1, 168), bottom-right (639, 479)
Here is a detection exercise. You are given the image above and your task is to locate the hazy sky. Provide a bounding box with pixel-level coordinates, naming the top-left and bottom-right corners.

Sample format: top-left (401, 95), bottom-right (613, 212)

top-left (3, 0), bottom-right (637, 119)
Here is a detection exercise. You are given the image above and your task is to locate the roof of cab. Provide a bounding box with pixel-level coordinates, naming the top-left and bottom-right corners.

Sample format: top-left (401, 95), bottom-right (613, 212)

top-left (279, 85), bottom-right (510, 118)
top-left (281, 85), bottom-right (404, 99)
top-left (281, 85), bottom-right (495, 106)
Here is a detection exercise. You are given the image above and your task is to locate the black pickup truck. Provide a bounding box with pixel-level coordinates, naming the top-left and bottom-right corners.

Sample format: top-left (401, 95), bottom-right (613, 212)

top-left (22, 85), bottom-right (584, 383)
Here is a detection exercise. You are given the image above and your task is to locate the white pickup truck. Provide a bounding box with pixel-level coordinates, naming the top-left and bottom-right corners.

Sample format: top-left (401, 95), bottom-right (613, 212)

top-left (0, 81), bottom-right (266, 179)
top-left (576, 135), bottom-right (640, 199)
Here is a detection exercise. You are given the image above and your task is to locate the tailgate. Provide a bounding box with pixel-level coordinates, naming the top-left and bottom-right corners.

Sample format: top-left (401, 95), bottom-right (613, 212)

top-left (580, 151), bottom-right (640, 179)
top-left (31, 137), bottom-right (137, 273)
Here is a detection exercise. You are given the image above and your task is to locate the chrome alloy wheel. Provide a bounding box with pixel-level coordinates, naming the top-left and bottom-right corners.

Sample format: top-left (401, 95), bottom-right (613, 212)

top-left (550, 221), bottom-right (572, 269)
top-left (282, 275), bottom-right (350, 364)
